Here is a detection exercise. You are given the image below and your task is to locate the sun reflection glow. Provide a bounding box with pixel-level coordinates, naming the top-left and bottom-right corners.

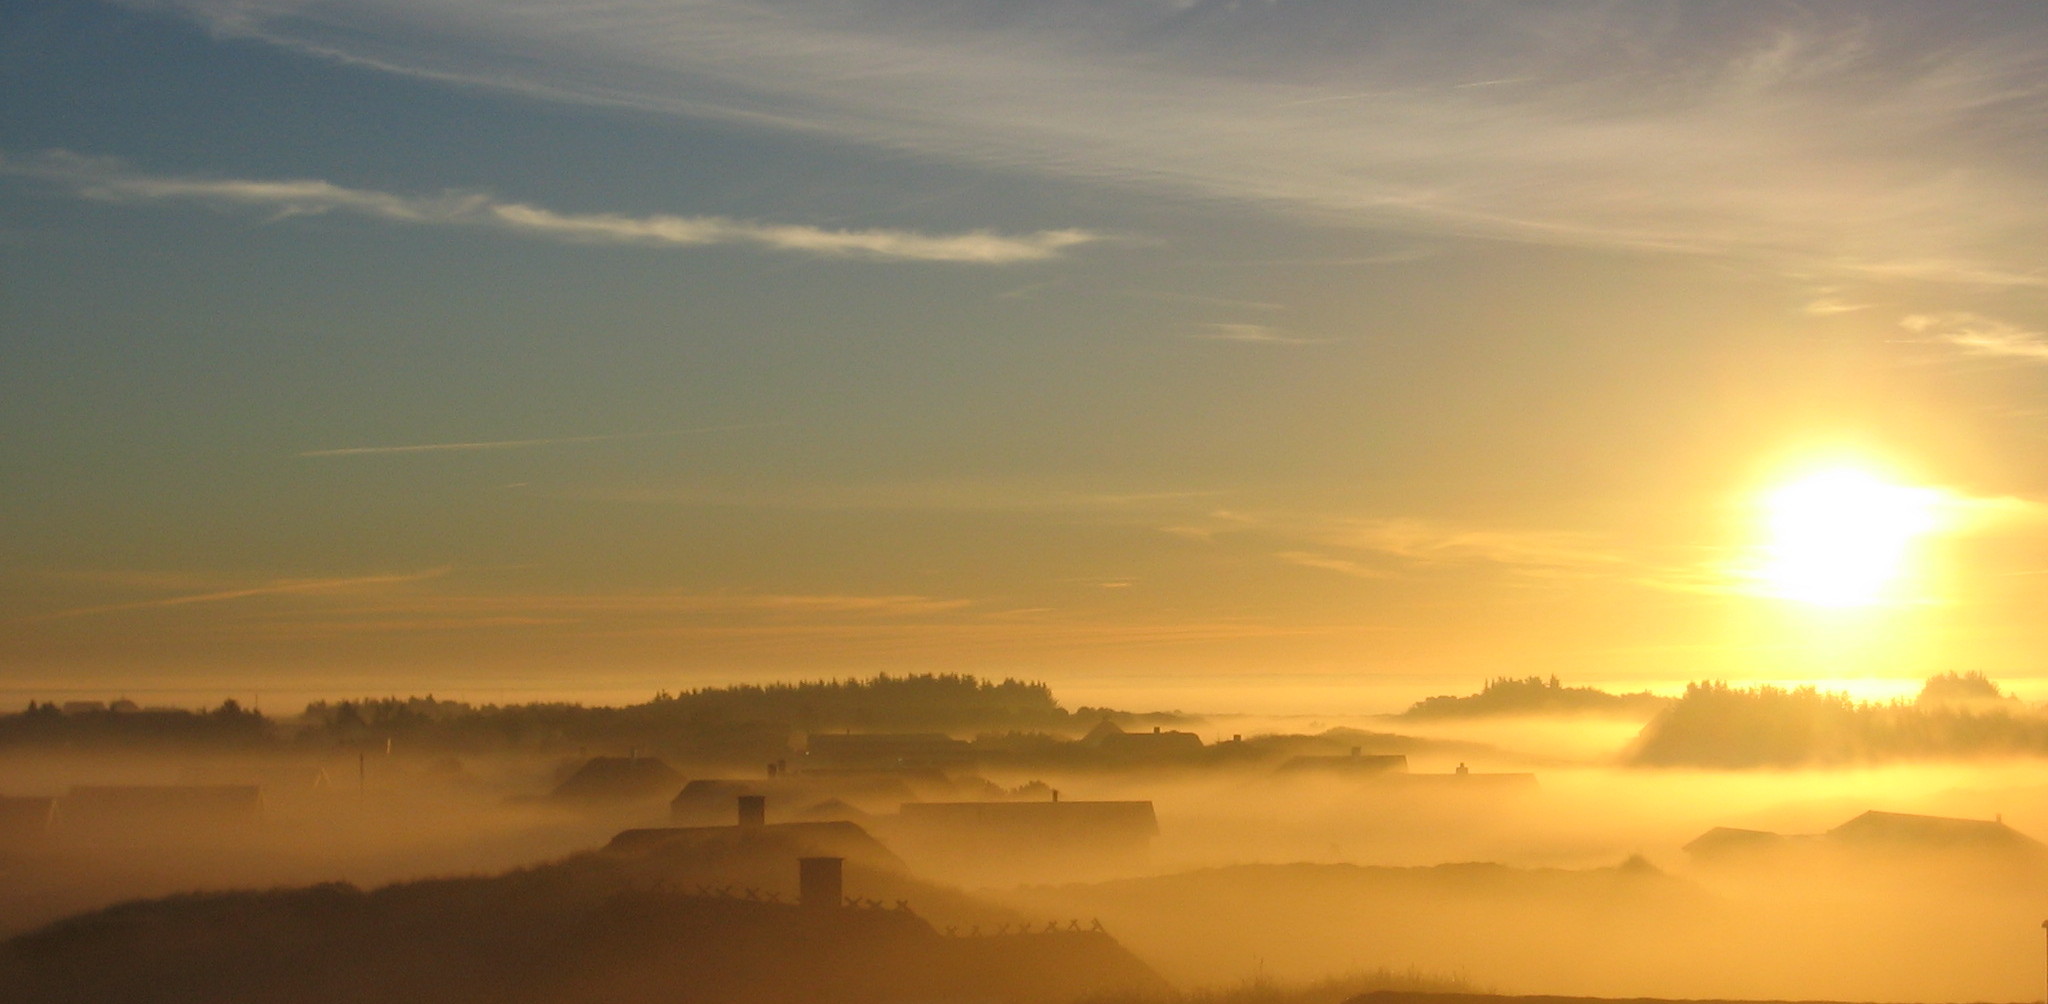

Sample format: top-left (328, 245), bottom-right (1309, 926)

top-left (1756, 466), bottom-right (1946, 608)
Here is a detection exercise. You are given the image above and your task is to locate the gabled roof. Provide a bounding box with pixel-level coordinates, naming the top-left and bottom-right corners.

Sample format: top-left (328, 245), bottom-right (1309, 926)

top-left (1080, 719), bottom-right (1126, 745)
top-left (604, 819), bottom-right (906, 869)
top-left (550, 756), bottom-right (682, 801)
top-left (1681, 826), bottom-right (1793, 857)
top-left (1825, 810), bottom-right (2046, 851)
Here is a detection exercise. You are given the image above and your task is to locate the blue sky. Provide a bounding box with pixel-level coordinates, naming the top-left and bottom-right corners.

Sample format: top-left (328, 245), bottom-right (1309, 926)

top-left (7, 1), bottom-right (2048, 710)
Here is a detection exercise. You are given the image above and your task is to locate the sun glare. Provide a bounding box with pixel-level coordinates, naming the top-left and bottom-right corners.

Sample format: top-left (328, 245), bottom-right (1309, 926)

top-left (1756, 466), bottom-right (1946, 608)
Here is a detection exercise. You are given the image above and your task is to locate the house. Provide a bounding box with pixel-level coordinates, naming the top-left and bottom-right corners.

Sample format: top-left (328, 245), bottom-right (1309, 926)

top-left (1681, 826), bottom-right (1800, 863)
top-left (550, 755), bottom-right (683, 802)
top-left (671, 776), bottom-right (918, 824)
top-left (1079, 720), bottom-right (1204, 758)
top-left (609, 793), bottom-right (908, 873)
top-left (1683, 810), bottom-right (2047, 871)
top-left (1825, 810), bottom-right (2047, 858)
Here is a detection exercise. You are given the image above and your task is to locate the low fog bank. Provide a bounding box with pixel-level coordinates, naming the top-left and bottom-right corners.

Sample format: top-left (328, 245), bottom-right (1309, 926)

top-left (0, 824), bottom-right (1164, 1004)
top-left (13, 674), bottom-right (2048, 1000)
top-left (15, 748), bottom-right (2048, 1001)
top-left (980, 760), bottom-right (2048, 1000)
top-left (0, 748), bottom-right (643, 936)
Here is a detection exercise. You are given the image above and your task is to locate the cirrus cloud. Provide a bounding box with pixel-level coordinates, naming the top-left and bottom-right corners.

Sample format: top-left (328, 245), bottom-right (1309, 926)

top-left (4, 150), bottom-right (1097, 263)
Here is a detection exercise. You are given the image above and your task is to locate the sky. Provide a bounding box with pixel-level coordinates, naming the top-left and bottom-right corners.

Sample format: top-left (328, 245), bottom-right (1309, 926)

top-left (6, 0), bottom-right (2048, 712)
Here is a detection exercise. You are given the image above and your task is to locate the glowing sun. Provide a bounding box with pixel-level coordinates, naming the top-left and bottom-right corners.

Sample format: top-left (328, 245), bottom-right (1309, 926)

top-left (1757, 466), bottom-right (1946, 608)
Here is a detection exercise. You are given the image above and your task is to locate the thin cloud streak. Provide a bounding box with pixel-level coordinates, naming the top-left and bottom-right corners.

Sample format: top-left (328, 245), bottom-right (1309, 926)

top-left (1901, 312), bottom-right (2048, 363)
top-left (5, 151), bottom-right (1097, 263)
top-left (299, 423), bottom-right (772, 457)
top-left (21, 568), bottom-right (452, 623)
top-left (560, 477), bottom-right (1226, 515)
top-left (1192, 323), bottom-right (1330, 346)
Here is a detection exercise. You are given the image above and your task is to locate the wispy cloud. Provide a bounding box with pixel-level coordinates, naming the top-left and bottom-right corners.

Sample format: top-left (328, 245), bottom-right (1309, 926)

top-left (1311, 517), bottom-right (1627, 573)
top-left (1900, 312), bottom-right (2048, 363)
top-left (145, 0), bottom-right (2048, 285)
top-left (299, 423), bottom-right (768, 457)
top-left (559, 477), bottom-right (1225, 515)
top-left (1275, 550), bottom-right (1388, 579)
top-left (21, 570), bottom-right (1327, 656)
top-left (1191, 323), bottom-right (1330, 345)
top-left (1167, 508), bottom-right (1632, 580)
top-left (5, 151), bottom-right (1096, 263)
top-left (22, 568), bottom-right (452, 623)
top-left (1803, 293), bottom-right (1874, 316)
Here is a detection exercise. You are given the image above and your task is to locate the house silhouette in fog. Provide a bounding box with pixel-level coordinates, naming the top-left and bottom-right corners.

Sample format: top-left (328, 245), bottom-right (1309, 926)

top-left (1827, 809), bottom-right (2046, 855)
top-left (1686, 809), bottom-right (2048, 869)
top-left (1080, 720), bottom-right (1203, 757)
top-left (1682, 826), bottom-right (1797, 861)
top-left (550, 755), bottom-right (682, 802)
top-left (610, 794), bottom-right (908, 875)
top-left (671, 776), bottom-right (918, 825)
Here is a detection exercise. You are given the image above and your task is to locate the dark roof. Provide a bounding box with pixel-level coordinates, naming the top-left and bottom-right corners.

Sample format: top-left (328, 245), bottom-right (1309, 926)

top-left (1081, 720), bottom-right (1203, 754)
top-left (1684, 811), bottom-right (2047, 864)
top-left (1080, 719), bottom-right (1127, 745)
top-left (1681, 827), bottom-right (1794, 858)
top-left (550, 756), bottom-right (683, 801)
top-left (1825, 810), bottom-right (2045, 851)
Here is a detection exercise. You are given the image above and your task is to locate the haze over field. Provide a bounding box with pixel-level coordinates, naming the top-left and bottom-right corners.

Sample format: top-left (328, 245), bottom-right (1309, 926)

top-left (9, 675), bottom-right (2048, 1002)
top-left (10, 2), bottom-right (2048, 1002)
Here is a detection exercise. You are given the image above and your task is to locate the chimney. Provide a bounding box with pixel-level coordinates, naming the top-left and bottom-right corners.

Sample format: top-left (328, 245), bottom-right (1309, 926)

top-left (798, 856), bottom-right (843, 909)
top-left (1152, 726), bottom-right (1161, 734)
top-left (738, 794), bottom-right (766, 829)
top-left (1350, 746), bottom-right (1361, 757)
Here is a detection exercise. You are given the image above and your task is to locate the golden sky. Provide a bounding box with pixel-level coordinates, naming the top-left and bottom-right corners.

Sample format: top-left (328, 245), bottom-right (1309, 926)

top-left (7, 2), bottom-right (2048, 710)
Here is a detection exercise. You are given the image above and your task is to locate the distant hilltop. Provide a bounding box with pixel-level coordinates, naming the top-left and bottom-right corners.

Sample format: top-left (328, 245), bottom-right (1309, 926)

top-left (1, 674), bottom-right (1199, 757)
top-left (1626, 673), bottom-right (2045, 768)
top-left (1398, 677), bottom-right (1672, 720)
